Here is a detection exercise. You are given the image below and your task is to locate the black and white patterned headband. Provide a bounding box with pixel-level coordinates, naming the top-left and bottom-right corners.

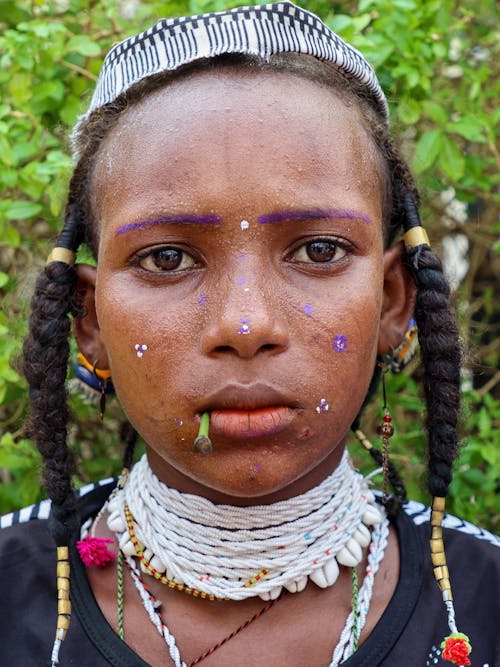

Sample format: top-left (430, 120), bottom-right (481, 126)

top-left (72, 1), bottom-right (387, 153)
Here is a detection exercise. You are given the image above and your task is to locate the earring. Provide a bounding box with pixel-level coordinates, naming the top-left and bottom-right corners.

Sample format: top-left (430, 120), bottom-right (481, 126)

top-left (92, 362), bottom-right (108, 420)
top-left (70, 353), bottom-right (113, 418)
top-left (389, 318), bottom-right (418, 374)
top-left (376, 363), bottom-right (394, 502)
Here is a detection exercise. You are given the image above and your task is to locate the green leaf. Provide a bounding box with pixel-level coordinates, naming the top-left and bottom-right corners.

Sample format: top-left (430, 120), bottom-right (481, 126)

top-left (438, 136), bottom-right (465, 181)
top-left (0, 271), bottom-right (9, 287)
top-left (397, 97), bottom-right (421, 125)
top-left (66, 34), bottom-right (101, 57)
top-left (422, 101), bottom-right (447, 125)
top-left (477, 407), bottom-right (491, 437)
top-left (447, 117), bottom-right (486, 143)
top-left (3, 200), bottom-right (42, 221)
top-left (413, 129), bottom-right (443, 173)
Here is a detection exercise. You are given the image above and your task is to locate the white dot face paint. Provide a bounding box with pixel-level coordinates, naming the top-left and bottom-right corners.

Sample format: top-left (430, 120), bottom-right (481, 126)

top-left (315, 398), bottom-right (329, 413)
top-left (134, 343), bottom-right (148, 358)
top-left (237, 318), bottom-right (251, 335)
top-left (240, 220), bottom-right (249, 230)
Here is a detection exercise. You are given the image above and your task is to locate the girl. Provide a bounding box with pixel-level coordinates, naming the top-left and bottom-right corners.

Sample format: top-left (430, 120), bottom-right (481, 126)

top-left (1, 3), bottom-right (498, 666)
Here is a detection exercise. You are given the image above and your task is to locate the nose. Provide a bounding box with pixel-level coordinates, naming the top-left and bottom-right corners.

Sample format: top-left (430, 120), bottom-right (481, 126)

top-left (200, 272), bottom-right (290, 359)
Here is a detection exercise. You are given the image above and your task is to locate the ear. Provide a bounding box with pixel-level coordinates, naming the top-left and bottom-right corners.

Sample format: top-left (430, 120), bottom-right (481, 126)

top-left (378, 241), bottom-right (416, 356)
top-left (73, 264), bottom-right (110, 370)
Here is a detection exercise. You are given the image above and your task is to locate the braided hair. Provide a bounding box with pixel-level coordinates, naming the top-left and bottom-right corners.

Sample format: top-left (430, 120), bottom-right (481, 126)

top-left (24, 49), bottom-right (460, 584)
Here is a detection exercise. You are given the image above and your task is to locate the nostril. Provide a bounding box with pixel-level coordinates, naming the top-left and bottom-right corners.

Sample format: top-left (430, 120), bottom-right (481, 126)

top-left (214, 345), bottom-right (234, 353)
top-left (261, 344), bottom-right (277, 352)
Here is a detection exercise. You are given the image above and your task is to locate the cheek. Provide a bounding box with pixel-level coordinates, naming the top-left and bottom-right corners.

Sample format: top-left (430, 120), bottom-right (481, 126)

top-left (94, 277), bottom-right (200, 413)
top-left (299, 279), bottom-right (382, 406)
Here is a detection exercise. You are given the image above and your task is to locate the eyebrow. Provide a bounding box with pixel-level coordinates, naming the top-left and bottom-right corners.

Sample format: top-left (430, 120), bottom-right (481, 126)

top-left (257, 208), bottom-right (372, 225)
top-left (116, 214), bottom-right (222, 235)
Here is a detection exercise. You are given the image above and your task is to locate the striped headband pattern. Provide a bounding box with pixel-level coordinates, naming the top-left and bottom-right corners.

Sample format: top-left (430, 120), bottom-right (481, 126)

top-left (72, 1), bottom-right (388, 153)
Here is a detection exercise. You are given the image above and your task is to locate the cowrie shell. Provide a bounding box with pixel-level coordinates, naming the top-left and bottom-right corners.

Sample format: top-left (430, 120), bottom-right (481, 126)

top-left (336, 546), bottom-right (359, 568)
top-left (310, 557), bottom-right (340, 588)
top-left (284, 576), bottom-right (308, 593)
top-left (259, 585), bottom-right (282, 601)
top-left (150, 556), bottom-right (166, 573)
top-left (364, 490), bottom-right (376, 504)
top-left (107, 511), bottom-right (126, 533)
top-left (362, 504), bottom-right (383, 526)
top-left (353, 523), bottom-right (371, 548)
top-left (120, 538), bottom-right (138, 557)
top-left (106, 496), bottom-right (121, 514)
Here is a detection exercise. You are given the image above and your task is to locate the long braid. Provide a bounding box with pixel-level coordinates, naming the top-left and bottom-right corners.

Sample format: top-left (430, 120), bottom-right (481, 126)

top-left (403, 195), bottom-right (461, 498)
top-left (23, 261), bottom-right (80, 542)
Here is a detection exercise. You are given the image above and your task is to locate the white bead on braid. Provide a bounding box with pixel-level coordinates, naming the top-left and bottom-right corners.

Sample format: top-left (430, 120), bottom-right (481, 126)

top-left (107, 451), bottom-right (384, 601)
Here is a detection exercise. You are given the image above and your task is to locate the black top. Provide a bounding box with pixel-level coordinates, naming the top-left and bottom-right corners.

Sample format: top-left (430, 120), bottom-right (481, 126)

top-left (1, 482), bottom-right (498, 667)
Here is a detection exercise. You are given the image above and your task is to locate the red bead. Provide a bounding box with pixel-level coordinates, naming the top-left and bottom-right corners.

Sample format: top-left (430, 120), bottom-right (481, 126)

top-left (383, 414), bottom-right (392, 423)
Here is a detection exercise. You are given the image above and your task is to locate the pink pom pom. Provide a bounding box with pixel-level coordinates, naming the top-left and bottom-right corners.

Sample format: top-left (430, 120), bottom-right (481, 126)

top-left (76, 535), bottom-right (116, 567)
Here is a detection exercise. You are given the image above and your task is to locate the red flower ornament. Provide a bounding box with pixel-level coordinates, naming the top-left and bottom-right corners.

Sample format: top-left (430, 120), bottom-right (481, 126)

top-left (76, 535), bottom-right (116, 567)
top-left (441, 633), bottom-right (472, 666)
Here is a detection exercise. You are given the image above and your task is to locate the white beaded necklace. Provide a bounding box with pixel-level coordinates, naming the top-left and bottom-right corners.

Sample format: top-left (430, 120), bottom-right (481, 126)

top-left (125, 516), bottom-right (390, 667)
top-left (107, 451), bottom-right (385, 601)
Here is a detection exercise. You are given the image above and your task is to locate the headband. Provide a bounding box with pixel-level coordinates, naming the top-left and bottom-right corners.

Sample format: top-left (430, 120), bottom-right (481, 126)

top-left (71, 1), bottom-right (388, 157)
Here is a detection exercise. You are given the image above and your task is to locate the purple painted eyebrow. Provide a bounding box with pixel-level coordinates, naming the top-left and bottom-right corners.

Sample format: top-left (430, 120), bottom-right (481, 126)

top-left (116, 214), bottom-right (221, 235)
top-left (257, 208), bottom-right (371, 225)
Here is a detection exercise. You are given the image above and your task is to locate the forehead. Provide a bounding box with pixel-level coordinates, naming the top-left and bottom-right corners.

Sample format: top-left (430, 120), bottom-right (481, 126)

top-left (92, 67), bottom-right (382, 220)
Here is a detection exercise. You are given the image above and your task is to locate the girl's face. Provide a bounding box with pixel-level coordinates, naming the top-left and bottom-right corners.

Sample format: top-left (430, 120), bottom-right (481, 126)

top-left (80, 69), bottom-right (411, 504)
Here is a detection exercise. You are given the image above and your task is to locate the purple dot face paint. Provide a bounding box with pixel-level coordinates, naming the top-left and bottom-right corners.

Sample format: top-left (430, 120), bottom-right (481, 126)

top-left (254, 463), bottom-right (261, 473)
top-left (198, 293), bottom-right (207, 306)
top-left (315, 398), bottom-right (329, 414)
top-left (237, 318), bottom-right (251, 335)
top-left (116, 214), bottom-right (221, 235)
top-left (134, 343), bottom-right (148, 358)
top-left (303, 304), bottom-right (314, 316)
top-left (237, 253), bottom-right (248, 261)
top-left (333, 335), bottom-right (348, 352)
top-left (236, 277), bottom-right (246, 285)
top-left (258, 208), bottom-right (372, 226)
top-left (176, 418), bottom-right (184, 426)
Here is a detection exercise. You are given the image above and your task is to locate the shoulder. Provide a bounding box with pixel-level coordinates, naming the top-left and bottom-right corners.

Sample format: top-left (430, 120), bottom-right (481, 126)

top-left (402, 498), bottom-right (499, 549)
top-left (0, 478), bottom-right (116, 544)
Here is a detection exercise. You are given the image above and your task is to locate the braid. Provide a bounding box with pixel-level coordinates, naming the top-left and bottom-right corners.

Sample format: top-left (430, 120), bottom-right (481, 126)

top-left (403, 211), bottom-right (461, 498)
top-left (346, 81), bottom-right (461, 504)
top-left (23, 261), bottom-right (80, 544)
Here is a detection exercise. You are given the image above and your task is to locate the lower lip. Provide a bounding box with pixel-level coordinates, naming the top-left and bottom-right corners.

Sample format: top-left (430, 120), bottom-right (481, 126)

top-left (209, 407), bottom-right (295, 439)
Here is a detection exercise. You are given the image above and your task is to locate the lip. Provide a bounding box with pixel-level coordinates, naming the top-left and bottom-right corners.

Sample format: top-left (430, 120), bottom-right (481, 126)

top-left (210, 407), bottom-right (296, 438)
top-left (197, 383), bottom-right (299, 439)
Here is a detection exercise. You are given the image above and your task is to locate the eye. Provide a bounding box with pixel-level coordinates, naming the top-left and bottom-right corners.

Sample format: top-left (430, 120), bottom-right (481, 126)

top-left (292, 239), bottom-right (348, 264)
top-left (133, 247), bottom-right (196, 272)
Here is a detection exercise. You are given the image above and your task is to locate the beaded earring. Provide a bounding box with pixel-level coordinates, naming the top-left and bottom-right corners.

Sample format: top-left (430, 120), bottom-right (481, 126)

top-left (388, 318), bottom-right (419, 374)
top-left (376, 363), bottom-right (394, 502)
top-left (70, 352), bottom-right (114, 419)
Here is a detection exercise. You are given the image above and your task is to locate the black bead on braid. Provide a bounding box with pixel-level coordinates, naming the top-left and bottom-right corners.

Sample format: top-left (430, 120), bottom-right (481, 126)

top-left (402, 195), bottom-right (461, 499)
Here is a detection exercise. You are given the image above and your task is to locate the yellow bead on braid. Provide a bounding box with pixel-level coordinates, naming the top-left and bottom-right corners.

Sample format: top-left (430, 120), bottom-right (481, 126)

top-left (51, 546), bottom-right (71, 666)
top-left (431, 497), bottom-right (472, 666)
top-left (430, 497), bottom-right (452, 599)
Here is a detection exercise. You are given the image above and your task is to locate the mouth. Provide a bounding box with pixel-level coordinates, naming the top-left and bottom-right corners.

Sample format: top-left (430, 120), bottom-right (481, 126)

top-left (197, 383), bottom-right (299, 439)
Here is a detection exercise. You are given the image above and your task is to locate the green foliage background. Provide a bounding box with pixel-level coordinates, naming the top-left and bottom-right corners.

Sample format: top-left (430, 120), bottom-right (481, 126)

top-left (0, 0), bottom-right (498, 531)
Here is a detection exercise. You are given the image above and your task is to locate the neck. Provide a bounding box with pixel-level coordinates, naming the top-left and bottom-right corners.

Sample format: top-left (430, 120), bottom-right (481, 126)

top-left (146, 441), bottom-right (346, 506)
